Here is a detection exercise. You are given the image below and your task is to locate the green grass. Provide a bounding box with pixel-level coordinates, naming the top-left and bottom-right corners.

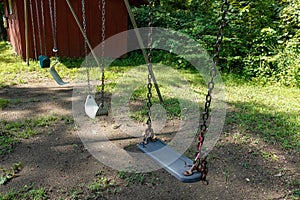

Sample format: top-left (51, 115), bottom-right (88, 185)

top-left (0, 115), bottom-right (73, 155)
top-left (0, 185), bottom-right (48, 200)
top-left (0, 98), bottom-right (9, 109)
top-left (0, 41), bottom-right (80, 88)
top-left (225, 82), bottom-right (300, 151)
top-left (128, 88), bottom-right (183, 122)
top-left (0, 41), bottom-right (299, 152)
top-left (117, 171), bottom-right (145, 186)
top-left (87, 176), bottom-right (116, 193)
top-left (117, 171), bottom-right (158, 187)
top-left (0, 162), bottom-right (22, 185)
top-left (85, 172), bottom-right (120, 199)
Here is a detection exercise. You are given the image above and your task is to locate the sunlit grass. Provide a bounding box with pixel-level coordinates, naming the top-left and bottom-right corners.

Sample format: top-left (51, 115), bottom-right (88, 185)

top-left (0, 185), bottom-right (48, 200)
top-left (0, 41), bottom-right (299, 151)
top-left (225, 82), bottom-right (300, 151)
top-left (0, 41), bottom-right (80, 88)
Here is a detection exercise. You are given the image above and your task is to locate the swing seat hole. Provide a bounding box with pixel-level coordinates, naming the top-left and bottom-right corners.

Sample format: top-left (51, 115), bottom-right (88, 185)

top-left (97, 103), bottom-right (109, 116)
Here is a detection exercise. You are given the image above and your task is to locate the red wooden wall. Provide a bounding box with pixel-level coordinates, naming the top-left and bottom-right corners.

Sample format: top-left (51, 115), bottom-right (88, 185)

top-left (2, 0), bottom-right (144, 59)
top-left (3, 0), bottom-right (24, 58)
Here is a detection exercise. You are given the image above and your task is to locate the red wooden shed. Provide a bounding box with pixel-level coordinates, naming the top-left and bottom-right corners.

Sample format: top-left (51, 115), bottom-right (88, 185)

top-left (1, 0), bottom-right (145, 60)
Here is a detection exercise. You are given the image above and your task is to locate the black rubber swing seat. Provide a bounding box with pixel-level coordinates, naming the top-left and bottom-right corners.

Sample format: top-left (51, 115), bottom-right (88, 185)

top-left (137, 139), bottom-right (201, 183)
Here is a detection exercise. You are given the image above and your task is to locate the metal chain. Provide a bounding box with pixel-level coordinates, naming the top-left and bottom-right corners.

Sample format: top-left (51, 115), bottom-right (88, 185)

top-left (35, 0), bottom-right (43, 55)
top-left (147, 0), bottom-right (154, 64)
top-left (29, 0), bottom-right (37, 59)
top-left (41, 0), bottom-right (47, 55)
top-left (54, 0), bottom-right (57, 51)
top-left (144, 0), bottom-right (155, 143)
top-left (82, 0), bottom-right (91, 93)
top-left (49, 0), bottom-right (58, 54)
top-left (100, 0), bottom-right (106, 108)
top-left (185, 0), bottom-right (229, 182)
top-left (124, 0), bottom-right (163, 103)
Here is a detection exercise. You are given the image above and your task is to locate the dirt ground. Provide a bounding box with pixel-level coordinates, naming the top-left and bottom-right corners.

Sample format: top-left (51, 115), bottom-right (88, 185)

top-left (0, 80), bottom-right (299, 200)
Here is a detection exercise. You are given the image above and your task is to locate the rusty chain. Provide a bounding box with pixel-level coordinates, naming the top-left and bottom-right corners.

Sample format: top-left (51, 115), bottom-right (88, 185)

top-left (144, 0), bottom-right (155, 144)
top-left (99, 0), bottom-right (106, 108)
top-left (184, 0), bottom-right (229, 183)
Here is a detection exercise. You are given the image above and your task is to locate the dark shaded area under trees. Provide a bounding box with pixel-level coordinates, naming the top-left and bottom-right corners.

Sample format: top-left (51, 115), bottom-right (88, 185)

top-left (0, 2), bottom-right (7, 41)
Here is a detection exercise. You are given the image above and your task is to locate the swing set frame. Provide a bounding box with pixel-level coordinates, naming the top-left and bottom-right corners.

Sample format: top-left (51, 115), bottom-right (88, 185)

top-left (68, 0), bottom-right (229, 183)
top-left (23, 0), bottom-right (229, 183)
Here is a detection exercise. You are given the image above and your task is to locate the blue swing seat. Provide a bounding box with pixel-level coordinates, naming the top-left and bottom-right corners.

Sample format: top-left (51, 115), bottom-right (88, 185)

top-left (137, 139), bottom-right (201, 183)
top-left (49, 59), bottom-right (68, 86)
top-left (50, 66), bottom-right (68, 86)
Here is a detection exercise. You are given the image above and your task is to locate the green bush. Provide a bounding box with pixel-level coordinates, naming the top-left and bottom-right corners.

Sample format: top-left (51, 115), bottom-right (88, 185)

top-left (132, 0), bottom-right (300, 87)
top-left (0, 2), bottom-right (7, 41)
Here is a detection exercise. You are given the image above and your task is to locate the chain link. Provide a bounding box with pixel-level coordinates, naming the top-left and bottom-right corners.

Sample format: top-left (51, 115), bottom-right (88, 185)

top-left (147, 0), bottom-right (154, 61)
top-left (144, 0), bottom-right (155, 143)
top-left (49, 0), bottom-right (57, 54)
top-left (99, 0), bottom-right (106, 108)
top-left (81, 0), bottom-right (91, 93)
top-left (35, 0), bottom-right (43, 55)
top-left (53, 0), bottom-right (57, 49)
top-left (185, 0), bottom-right (229, 182)
top-left (41, 0), bottom-right (47, 54)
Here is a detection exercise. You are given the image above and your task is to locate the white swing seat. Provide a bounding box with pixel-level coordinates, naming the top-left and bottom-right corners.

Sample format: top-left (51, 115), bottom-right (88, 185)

top-left (84, 95), bottom-right (99, 119)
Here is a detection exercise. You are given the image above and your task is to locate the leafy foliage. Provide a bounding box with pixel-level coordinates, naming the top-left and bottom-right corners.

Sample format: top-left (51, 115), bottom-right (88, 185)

top-left (133, 0), bottom-right (300, 86)
top-left (0, 2), bottom-right (7, 41)
top-left (0, 185), bottom-right (48, 200)
top-left (0, 162), bottom-right (22, 185)
top-left (0, 115), bottom-right (73, 155)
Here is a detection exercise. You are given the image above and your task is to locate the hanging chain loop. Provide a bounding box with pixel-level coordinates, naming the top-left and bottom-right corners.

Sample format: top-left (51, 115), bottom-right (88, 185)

top-left (35, 0), bottom-right (43, 55)
top-left (99, 0), bottom-right (106, 108)
top-left (82, 0), bottom-right (91, 93)
top-left (144, 0), bottom-right (155, 144)
top-left (49, 0), bottom-right (57, 54)
top-left (41, 0), bottom-right (47, 54)
top-left (185, 0), bottom-right (229, 181)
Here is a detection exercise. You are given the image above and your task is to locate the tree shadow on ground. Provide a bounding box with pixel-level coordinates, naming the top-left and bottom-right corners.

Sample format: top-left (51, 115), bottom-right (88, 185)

top-left (226, 100), bottom-right (300, 151)
top-left (0, 83), bottom-right (299, 199)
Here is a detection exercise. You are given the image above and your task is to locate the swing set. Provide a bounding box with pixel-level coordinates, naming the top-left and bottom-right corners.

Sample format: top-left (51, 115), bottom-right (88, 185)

top-left (64, 0), bottom-right (164, 119)
top-left (33, 0), bottom-right (229, 183)
top-left (26, 0), bottom-right (68, 85)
